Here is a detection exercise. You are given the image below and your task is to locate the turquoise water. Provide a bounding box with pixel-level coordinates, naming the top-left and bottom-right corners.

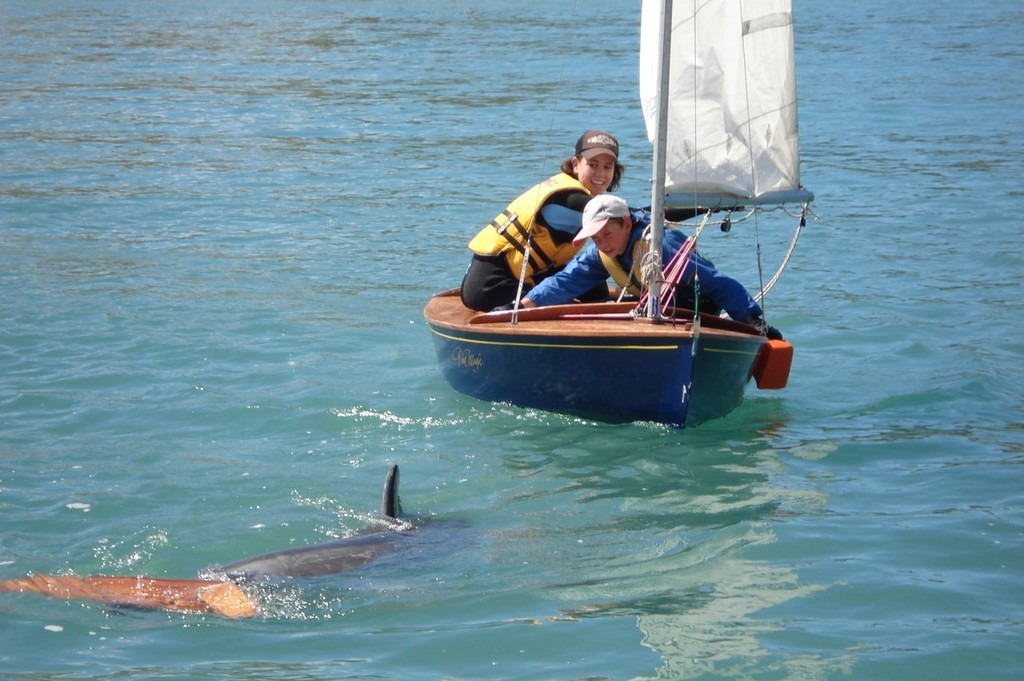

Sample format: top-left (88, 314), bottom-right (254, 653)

top-left (2, 0), bottom-right (1022, 679)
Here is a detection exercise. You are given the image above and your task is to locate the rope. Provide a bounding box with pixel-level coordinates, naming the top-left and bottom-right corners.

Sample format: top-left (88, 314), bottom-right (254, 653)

top-left (732, 1), bottom-right (778, 322)
top-left (634, 210), bottom-right (712, 317)
top-left (752, 203), bottom-right (808, 304)
top-left (504, 1), bottom-right (583, 326)
top-left (509, 232), bottom-right (533, 324)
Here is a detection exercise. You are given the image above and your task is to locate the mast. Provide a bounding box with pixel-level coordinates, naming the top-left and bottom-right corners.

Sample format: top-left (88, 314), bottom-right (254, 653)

top-left (647, 0), bottom-right (672, 320)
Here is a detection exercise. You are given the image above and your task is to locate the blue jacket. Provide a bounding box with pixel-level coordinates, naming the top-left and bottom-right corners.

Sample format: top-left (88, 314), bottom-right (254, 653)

top-left (526, 210), bottom-right (763, 321)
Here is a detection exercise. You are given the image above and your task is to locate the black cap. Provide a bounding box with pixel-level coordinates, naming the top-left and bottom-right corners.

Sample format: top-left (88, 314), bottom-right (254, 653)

top-left (575, 130), bottom-right (619, 160)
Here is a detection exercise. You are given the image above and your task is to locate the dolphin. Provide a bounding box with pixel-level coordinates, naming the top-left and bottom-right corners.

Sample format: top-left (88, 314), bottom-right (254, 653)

top-left (1, 465), bottom-right (408, 618)
top-left (220, 464), bottom-right (404, 579)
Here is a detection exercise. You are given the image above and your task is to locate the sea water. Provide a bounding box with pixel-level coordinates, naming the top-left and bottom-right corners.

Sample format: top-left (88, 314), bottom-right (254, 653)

top-left (1, 0), bottom-right (1022, 679)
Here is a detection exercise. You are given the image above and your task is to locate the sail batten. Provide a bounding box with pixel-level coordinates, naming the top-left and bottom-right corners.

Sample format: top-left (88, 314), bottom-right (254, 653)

top-left (640, 0), bottom-right (810, 207)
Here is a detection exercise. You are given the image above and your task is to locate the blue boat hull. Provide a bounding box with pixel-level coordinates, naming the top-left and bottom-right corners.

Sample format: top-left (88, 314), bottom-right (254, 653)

top-left (424, 293), bottom-right (765, 427)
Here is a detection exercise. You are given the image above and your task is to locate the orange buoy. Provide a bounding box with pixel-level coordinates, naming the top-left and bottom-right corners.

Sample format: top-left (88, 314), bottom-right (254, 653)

top-left (752, 339), bottom-right (793, 390)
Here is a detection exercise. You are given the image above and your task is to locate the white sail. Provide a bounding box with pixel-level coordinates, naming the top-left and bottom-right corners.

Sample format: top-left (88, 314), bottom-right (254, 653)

top-left (640, 0), bottom-right (811, 207)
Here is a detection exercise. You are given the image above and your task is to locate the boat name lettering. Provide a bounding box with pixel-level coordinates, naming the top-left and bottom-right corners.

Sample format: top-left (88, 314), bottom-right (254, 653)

top-left (452, 347), bottom-right (483, 373)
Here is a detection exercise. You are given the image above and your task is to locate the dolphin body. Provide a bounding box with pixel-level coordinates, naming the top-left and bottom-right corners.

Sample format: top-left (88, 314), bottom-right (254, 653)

top-left (1, 465), bottom-right (408, 618)
top-left (221, 464), bottom-right (404, 579)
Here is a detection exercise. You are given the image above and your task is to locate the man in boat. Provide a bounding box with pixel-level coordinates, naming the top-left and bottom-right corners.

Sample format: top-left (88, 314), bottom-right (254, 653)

top-left (514, 194), bottom-right (783, 339)
top-left (459, 130), bottom-right (624, 312)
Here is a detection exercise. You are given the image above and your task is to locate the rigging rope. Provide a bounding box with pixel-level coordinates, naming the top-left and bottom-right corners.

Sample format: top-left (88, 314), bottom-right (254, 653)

top-left (752, 203), bottom-right (808, 304)
top-left (634, 210), bottom-right (712, 318)
top-left (734, 1), bottom-right (773, 321)
top-left (711, 203), bottom-right (812, 304)
top-left (507, 0), bottom-right (580, 326)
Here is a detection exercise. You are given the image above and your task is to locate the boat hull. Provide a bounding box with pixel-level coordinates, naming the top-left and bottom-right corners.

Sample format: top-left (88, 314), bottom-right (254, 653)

top-left (424, 292), bottom-right (764, 426)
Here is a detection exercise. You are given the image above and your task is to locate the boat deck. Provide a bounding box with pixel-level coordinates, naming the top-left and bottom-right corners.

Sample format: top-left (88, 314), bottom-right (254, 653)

top-left (423, 289), bottom-right (757, 340)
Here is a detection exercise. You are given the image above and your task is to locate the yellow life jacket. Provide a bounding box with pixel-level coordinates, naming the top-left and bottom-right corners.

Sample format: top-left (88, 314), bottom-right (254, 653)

top-left (599, 239), bottom-right (648, 297)
top-left (601, 233), bottom-right (714, 312)
top-left (467, 173), bottom-right (590, 285)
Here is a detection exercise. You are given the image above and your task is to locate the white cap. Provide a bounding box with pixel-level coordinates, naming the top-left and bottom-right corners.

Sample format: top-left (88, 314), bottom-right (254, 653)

top-left (574, 194), bottom-right (630, 246)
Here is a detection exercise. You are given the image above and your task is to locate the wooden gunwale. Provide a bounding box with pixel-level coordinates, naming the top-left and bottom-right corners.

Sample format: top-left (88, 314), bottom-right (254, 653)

top-left (423, 289), bottom-right (758, 341)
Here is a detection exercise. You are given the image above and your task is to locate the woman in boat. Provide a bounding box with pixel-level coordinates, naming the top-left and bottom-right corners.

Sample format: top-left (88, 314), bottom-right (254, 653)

top-left (517, 194), bottom-right (783, 339)
top-left (459, 130), bottom-right (624, 312)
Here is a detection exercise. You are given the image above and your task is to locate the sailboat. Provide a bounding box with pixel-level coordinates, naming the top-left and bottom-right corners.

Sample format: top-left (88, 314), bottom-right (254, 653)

top-left (423, 0), bottom-right (813, 427)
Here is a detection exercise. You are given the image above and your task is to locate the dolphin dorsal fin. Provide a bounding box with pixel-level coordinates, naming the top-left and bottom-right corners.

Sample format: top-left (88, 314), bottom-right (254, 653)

top-left (381, 465), bottom-right (401, 519)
